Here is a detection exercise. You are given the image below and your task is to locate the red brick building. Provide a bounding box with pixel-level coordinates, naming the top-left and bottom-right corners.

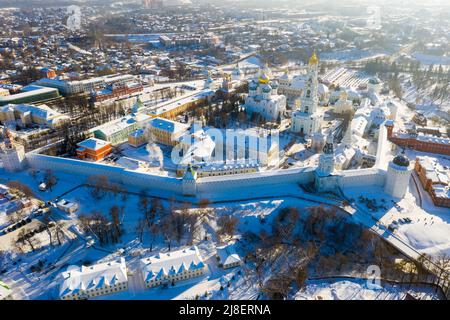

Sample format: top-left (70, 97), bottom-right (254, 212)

top-left (414, 156), bottom-right (450, 208)
top-left (385, 121), bottom-right (450, 156)
top-left (40, 68), bottom-right (57, 79)
top-left (76, 138), bottom-right (112, 161)
top-left (91, 83), bottom-right (143, 103)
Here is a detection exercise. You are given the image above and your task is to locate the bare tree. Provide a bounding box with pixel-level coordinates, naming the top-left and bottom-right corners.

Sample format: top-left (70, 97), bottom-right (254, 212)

top-left (44, 170), bottom-right (57, 191)
top-left (135, 218), bottom-right (146, 243)
top-left (87, 175), bottom-right (110, 200)
top-left (217, 215), bottom-right (239, 240)
top-left (109, 205), bottom-right (123, 242)
top-left (7, 181), bottom-right (34, 198)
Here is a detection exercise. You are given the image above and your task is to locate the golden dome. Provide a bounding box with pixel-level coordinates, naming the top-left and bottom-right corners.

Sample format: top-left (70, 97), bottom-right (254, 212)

top-left (258, 72), bottom-right (270, 84)
top-left (309, 51), bottom-right (319, 65)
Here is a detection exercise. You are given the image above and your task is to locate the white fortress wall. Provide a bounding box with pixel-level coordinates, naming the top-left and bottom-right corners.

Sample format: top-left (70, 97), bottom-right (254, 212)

top-left (26, 153), bottom-right (181, 193)
top-left (337, 122), bottom-right (389, 190)
top-left (338, 167), bottom-right (386, 189)
top-left (374, 122), bottom-right (390, 170)
top-left (196, 167), bottom-right (316, 193)
top-left (25, 153), bottom-right (317, 196)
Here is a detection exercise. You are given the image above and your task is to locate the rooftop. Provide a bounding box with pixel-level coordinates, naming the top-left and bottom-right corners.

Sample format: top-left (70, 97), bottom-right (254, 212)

top-left (140, 246), bottom-right (205, 282)
top-left (77, 138), bottom-right (111, 151)
top-left (59, 258), bottom-right (127, 298)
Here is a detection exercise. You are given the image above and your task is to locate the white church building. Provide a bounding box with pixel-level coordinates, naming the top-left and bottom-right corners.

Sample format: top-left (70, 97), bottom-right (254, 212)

top-left (244, 66), bottom-right (286, 122)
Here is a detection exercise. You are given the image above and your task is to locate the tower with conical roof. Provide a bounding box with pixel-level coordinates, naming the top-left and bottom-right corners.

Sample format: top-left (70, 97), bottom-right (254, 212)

top-left (317, 132), bottom-right (335, 176)
top-left (204, 70), bottom-right (214, 90)
top-left (1, 128), bottom-right (26, 172)
top-left (314, 131), bottom-right (339, 192)
top-left (182, 164), bottom-right (197, 196)
top-left (291, 52), bottom-right (323, 136)
top-left (384, 150), bottom-right (412, 198)
top-left (231, 63), bottom-right (243, 82)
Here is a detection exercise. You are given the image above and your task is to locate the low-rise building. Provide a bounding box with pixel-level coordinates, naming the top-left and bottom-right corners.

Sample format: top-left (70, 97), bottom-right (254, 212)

top-left (0, 88), bottom-right (10, 97)
top-left (386, 122), bottom-right (450, 156)
top-left (59, 258), bottom-right (128, 300)
top-left (415, 156), bottom-right (450, 208)
top-left (216, 243), bottom-right (242, 269)
top-left (140, 246), bottom-right (206, 288)
top-left (0, 85), bottom-right (60, 106)
top-left (76, 138), bottom-right (112, 161)
top-left (56, 199), bottom-right (79, 214)
top-left (148, 117), bottom-right (189, 146)
top-left (0, 103), bottom-right (69, 128)
top-left (128, 128), bottom-right (147, 147)
top-left (35, 74), bottom-right (136, 96)
top-left (176, 160), bottom-right (259, 178)
top-left (93, 115), bottom-right (139, 146)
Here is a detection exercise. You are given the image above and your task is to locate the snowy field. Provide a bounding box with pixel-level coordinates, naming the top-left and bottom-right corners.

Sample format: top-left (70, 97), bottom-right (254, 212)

top-left (320, 49), bottom-right (389, 62)
top-left (344, 183), bottom-right (450, 259)
top-left (411, 52), bottom-right (450, 66)
top-left (295, 278), bottom-right (440, 300)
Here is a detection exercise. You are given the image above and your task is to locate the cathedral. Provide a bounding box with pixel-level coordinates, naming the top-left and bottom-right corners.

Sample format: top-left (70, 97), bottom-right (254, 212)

top-left (291, 52), bottom-right (323, 136)
top-left (244, 66), bottom-right (286, 122)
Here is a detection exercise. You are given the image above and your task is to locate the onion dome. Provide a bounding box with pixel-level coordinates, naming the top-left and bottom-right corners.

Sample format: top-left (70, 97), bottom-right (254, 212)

top-left (258, 72), bottom-right (270, 85)
top-left (309, 51), bottom-right (319, 65)
top-left (369, 77), bottom-right (381, 85)
top-left (261, 84), bottom-right (272, 93)
top-left (249, 80), bottom-right (258, 90)
top-left (392, 151), bottom-right (410, 167)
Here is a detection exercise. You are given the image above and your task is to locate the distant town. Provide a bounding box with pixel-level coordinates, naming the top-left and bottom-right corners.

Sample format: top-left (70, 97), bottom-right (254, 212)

top-left (0, 0), bottom-right (449, 302)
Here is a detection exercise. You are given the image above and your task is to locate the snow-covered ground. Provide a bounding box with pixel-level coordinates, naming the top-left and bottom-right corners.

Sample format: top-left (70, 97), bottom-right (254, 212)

top-left (411, 52), bottom-right (450, 66)
top-left (344, 183), bottom-right (450, 259)
top-left (320, 49), bottom-right (390, 62)
top-left (295, 278), bottom-right (440, 300)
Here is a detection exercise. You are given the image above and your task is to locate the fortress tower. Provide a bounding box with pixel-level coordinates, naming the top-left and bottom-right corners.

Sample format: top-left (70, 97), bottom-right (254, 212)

top-left (314, 132), bottom-right (338, 192)
top-left (384, 151), bottom-right (412, 198)
top-left (1, 128), bottom-right (26, 172)
top-left (182, 165), bottom-right (197, 196)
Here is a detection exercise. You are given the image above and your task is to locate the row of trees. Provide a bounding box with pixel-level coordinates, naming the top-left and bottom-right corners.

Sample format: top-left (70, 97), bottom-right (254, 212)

top-left (78, 205), bottom-right (124, 246)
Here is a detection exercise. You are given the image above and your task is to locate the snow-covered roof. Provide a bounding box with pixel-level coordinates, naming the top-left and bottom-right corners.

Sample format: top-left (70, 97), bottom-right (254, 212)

top-left (140, 246), bottom-right (205, 282)
top-left (92, 115), bottom-right (137, 137)
top-left (59, 258), bottom-right (127, 298)
top-left (3, 103), bottom-right (69, 124)
top-left (77, 137), bottom-right (111, 151)
top-left (0, 85), bottom-right (58, 105)
top-left (416, 156), bottom-right (450, 186)
top-left (149, 117), bottom-right (189, 134)
top-left (416, 134), bottom-right (450, 145)
top-left (216, 243), bottom-right (242, 267)
top-left (128, 128), bottom-right (145, 138)
top-left (56, 199), bottom-right (77, 210)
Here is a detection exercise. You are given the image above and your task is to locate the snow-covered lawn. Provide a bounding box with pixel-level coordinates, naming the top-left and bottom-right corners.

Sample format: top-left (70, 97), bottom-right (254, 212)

top-left (295, 278), bottom-right (440, 300)
top-left (344, 184), bottom-right (450, 258)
